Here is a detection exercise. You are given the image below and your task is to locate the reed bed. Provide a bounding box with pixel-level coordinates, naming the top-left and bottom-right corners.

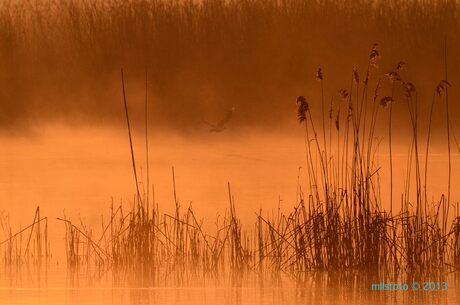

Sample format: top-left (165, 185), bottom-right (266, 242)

top-left (50, 44), bottom-right (460, 285)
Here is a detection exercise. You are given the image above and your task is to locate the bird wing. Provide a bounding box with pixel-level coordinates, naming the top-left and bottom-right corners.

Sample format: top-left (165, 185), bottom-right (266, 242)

top-left (216, 108), bottom-right (234, 127)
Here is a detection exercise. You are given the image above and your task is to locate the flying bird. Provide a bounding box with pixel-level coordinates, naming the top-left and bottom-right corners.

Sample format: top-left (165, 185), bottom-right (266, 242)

top-left (202, 106), bottom-right (235, 132)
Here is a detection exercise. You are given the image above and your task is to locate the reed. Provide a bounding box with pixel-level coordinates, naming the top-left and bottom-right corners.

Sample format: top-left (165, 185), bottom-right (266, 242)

top-left (0, 207), bottom-right (50, 268)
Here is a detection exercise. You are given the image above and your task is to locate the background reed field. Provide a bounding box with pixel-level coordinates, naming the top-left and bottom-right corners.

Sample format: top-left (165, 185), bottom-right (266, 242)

top-left (0, 0), bottom-right (459, 133)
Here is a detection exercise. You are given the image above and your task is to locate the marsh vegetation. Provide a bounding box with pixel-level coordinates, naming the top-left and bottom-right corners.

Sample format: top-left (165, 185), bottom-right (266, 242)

top-left (0, 3), bottom-right (460, 304)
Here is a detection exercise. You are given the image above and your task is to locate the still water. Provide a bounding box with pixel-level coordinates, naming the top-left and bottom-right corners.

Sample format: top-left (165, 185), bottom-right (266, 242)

top-left (1, 124), bottom-right (458, 224)
top-left (0, 124), bottom-right (459, 304)
top-left (0, 266), bottom-right (459, 305)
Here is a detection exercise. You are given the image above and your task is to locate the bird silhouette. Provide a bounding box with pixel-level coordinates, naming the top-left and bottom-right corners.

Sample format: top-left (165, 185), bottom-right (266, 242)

top-left (202, 106), bottom-right (235, 132)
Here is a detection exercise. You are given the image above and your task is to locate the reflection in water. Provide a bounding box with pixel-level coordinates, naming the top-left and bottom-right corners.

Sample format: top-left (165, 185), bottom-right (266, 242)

top-left (0, 269), bottom-right (458, 305)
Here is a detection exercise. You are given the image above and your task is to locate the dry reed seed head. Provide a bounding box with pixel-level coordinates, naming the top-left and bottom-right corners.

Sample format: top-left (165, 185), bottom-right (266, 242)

top-left (380, 96), bottom-right (394, 108)
top-left (370, 43), bottom-right (380, 67)
top-left (353, 68), bottom-right (359, 84)
top-left (396, 61), bottom-right (406, 71)
top-left (373, 80), bottom-right (381, 101)
top-left (296, 96), bottom-right (309, 123)
top-left (363, 75), bottom-right (370, 86)
top-left (338, 89), bottom-right (350, 100)
top-left (404, 82), bottom-right (416, 98)
top-left (385, 71), bottom-right (401, 83)
top-left (316, 68), bottom-right (323, 81)
top-left (436, 80), bottom-right (451, 96)
top-left (335, 111), bottom-right (340, 131)
top-left (296, 95), bottom-right (307, 105)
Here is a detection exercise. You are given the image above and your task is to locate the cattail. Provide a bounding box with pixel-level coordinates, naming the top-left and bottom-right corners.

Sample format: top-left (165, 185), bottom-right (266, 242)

top-left (296, 96), bottom-right (309, 123)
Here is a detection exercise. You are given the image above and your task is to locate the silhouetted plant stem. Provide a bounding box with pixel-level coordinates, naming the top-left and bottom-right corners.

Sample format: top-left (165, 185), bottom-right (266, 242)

top-left (121, 68), bottom-right (142, 204)
top-left (144, 67), bottom-right (150, 213)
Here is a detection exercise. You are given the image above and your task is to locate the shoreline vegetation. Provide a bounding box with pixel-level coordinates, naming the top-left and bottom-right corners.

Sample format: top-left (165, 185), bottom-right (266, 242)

top-left (1, 43), bottom-right (459, 286)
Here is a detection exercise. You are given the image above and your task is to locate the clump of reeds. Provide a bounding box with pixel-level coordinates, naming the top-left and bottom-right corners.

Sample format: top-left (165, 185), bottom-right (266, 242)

top-left (284, 43), bottom-right (460, 277)
top-left (0, 206), bottom-right (50, 268)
